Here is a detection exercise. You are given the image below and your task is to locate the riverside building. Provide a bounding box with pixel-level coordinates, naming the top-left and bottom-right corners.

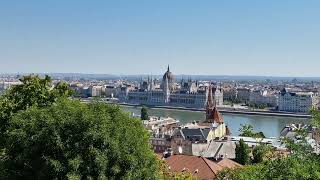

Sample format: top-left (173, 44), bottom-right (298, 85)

top-left (170, 86), bottom-right (231, 157)
top-left (249, 89), bottom-right (278, 107)
top-left (278, 88), bottom-right (318, 113)
top-left (117, 66), bottom-right (223, 108)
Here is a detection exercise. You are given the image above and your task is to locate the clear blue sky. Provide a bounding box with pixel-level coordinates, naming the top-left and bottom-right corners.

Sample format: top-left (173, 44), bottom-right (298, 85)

top-left (0, 0), bottom-right (319, 76)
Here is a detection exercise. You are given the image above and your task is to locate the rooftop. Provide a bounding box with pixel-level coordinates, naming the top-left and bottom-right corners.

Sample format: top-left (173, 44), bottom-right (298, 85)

top-left (165, 155), bottom-right (241, 180)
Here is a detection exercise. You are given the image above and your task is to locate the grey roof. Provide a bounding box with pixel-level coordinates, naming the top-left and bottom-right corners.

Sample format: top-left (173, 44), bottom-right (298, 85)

top-left (173, 128), bottom-right (211, 142)
top-left (181, 129), bottom-right (206, 142)
top-left (201, 128), bottom-right (210, 139)
top-left (203, 141), bottom-right (236, 159)
top-left (280, 124), bottom-right (315, 139)
top-left (171, 128), bottom-right (211, 143)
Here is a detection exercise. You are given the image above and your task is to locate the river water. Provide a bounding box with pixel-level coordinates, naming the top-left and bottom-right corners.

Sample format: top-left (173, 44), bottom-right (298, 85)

top-left (120, 106), bottom-right (311, 138)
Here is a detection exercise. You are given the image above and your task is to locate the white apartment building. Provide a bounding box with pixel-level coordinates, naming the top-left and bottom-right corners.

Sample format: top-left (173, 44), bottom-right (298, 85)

top-left (89, 85), bottom-right (103, 97)
top-left (278, 88), bottom-right (318, 113)
top-left (249, 89), bottom-right (278, 107)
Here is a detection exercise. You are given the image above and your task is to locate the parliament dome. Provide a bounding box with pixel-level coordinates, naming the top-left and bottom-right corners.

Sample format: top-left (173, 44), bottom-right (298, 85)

top-left (163, 65), bottom-right (174, 81)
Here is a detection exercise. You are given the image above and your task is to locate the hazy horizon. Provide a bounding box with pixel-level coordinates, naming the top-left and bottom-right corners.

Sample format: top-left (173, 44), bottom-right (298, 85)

top-left (2, 72), bottom-right (320, 79)
top-left (1, 1), bottom-right (320, 77)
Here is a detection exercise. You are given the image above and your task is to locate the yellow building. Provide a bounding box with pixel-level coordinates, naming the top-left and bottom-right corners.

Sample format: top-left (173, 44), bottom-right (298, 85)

top-left (170, 85), bottom-right (230, 155)
top-left (200, 85), bottom-right (229, 141)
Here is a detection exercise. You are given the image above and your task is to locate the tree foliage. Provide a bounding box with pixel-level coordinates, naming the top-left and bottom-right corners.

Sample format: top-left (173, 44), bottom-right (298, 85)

top-left (218, 110), bottom-right (320, 179)
top-left (1, 99), bottom-right (160, 179)
top-left (239, 124), bottom-right (265, 138)
top-left (252, 144), bottom-right (273, 164)
top-left (0, 75), bottom-right (73, 135)
top-left (0, 75), bottom-right (160, 179)
top-left (218, 154), bottom-right (320, 180)
top-left (235, 139), bottom-right (250, 165)
top-left (224, 97), bottom-right (241, 104)
top-left (141, 106), bottom-right (149, 120)
top-left (247, 103), bottom-right (269, 110)
top-left (312, 108), bottom-right (320, 129)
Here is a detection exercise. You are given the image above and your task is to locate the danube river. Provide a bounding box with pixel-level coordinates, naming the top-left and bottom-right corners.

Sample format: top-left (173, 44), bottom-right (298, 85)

top-left (120, 106), bottom-right (311, 138)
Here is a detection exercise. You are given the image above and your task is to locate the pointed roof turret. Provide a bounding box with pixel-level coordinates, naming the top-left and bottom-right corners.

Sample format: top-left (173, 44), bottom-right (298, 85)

top-left (206, 85), bottom-right (214, 108)
top-left (212, 107), bottom-right (223, 123)
top-left (203, 106), bottom-right (224, 124)
top-left (203, 85), bottom-right (223, 124)
top-left (163, 65), bottom-right (174, 82)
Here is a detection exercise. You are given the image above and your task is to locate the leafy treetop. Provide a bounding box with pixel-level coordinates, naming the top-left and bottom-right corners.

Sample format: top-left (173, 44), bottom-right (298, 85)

top-left (0, 75), bottom-right (160, 179)
top-left (239, 124), bottom-right (265, 138)
top-left (141, 106), bottom-right (149, 120)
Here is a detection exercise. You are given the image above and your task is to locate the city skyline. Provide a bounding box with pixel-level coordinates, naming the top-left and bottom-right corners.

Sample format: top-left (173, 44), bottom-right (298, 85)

top-left (1, 1), bottom-right (320, 77)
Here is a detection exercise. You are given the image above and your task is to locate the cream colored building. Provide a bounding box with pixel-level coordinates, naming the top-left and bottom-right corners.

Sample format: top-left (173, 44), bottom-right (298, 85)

top-left (170, 85), bottom-right (230, 156)
top-left (279, 88), bottom-right (318, 113)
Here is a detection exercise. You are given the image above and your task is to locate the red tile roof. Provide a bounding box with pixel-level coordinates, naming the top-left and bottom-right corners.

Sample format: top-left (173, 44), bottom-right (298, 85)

top-left (165, 155), bottom-right (241, 180)
top-left (203, 107), bottom-right (224, 125)
top-left (217, 158), bottom-right (242, 169)
top-left (212, 107), bottom-right (224, 124)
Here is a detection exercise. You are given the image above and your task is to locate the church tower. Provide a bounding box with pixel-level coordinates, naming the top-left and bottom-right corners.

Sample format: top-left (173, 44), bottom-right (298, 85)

top-left (149, 76), bottom-right (154, 91)
top-left (201, 85), bottom-right (227, 140)
top-left (164, 76), bottom-right (170, 103)
top-left (204, 85), bottom-right (223, 124)
top-left (162, 65), bottom-right (174, 91)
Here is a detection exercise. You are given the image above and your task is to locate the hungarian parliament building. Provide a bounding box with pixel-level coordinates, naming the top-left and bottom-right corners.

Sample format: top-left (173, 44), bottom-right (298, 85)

top-left (117, 66), bottom-right (223, 108)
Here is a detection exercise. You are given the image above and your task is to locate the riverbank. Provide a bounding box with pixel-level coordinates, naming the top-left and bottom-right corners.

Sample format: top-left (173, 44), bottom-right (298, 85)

top-left (120, 105), bottom-right (310, 138)
top-left (79, 99), bottom-right (311, 119)
top-left (118, 103), bottom-right (311, 119)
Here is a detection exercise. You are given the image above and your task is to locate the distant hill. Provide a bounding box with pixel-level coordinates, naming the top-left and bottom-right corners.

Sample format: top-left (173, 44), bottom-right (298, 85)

top-left (1, 73), bottom-right (320, 82)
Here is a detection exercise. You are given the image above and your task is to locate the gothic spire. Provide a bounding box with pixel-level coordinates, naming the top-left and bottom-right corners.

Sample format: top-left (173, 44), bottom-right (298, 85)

top-left (204, 85), bottom-right (223, 124)
top-left (207, 85), bottom-right (214, 108)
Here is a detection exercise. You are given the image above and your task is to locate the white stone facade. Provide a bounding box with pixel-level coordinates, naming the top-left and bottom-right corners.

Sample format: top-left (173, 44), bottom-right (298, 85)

top-left (117, 66), bottom-right (224, 108)
top-left (278, 89), bottom-right (318, 113)
top-left (249, 90), bottom-right (278, 107)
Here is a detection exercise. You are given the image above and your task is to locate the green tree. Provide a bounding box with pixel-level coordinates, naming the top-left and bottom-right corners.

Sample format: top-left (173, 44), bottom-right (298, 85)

top-left (0, 75), bottom-right (72, 144)
top-left (218, 154), bottom-right (320, 180)
top-left (256, 132), bottom-right (266, 138)
top-left (252, 144), bottom-right (273, 164)
top-left (217, 164), bottom-right (264, 180)
top-left (312, 107), bottom-right (320, 129)
top-left (239, 124), bottom-right (265, 138)
top-left (141, 106), bottom-right (149, 120)
top-left (235, 139), bottom-right (250, 165)
top-left (0, 75), bottom-right (160, 179)
top-left (1, 100), bottom-right (159, 179)
top-left (239, 124), bottom-right (255, 137)
top-left (218, 109), bottom-right (320, 179)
